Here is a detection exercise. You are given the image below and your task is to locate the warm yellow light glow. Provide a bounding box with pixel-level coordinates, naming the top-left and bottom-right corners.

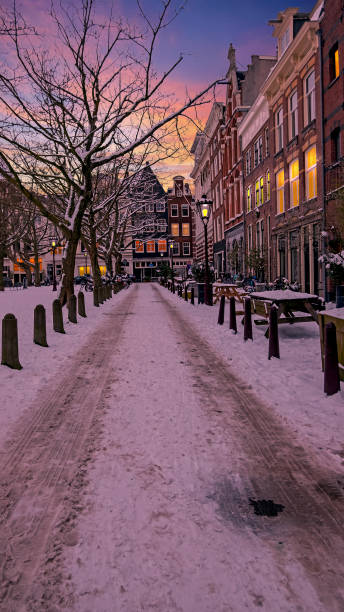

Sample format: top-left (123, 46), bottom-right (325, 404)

top-left (202, 207), bottom-right (208, 218)
top-left (335, 48), bottom-right (339, 79)
top-left (52, 240), bottom-right (56, 247)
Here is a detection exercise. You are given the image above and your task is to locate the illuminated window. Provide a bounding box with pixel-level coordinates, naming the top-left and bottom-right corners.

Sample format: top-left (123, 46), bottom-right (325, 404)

top-left (275, 106), bottom-right (283, 152)
top-left (305, 146), bottom-right (317, 200)
top-left (276, 169), bottom-right (285, 214)
top-left (266, 171), bottom-right (270, 201)
top-left (182, 223), bottom-right (190, 236)
top-left (289, 159), bottom-right (299, 207)
top-left (260, 177), bottom-right (264, 205)
top-left (329, 43), bottom-right (339, 82)
top-left (304, 70), bottom-right (315, 125)
top-left (135, 240), bottom-right (144, 252)
top-left (247, 187), bottom-right (252, 212)
top-left (99, 265), bottom-right (106, 276)
top-left (158, 239), bottom-right (167, 252)
top-left (289, 90), bottom-right (298, 140)
top-left (171, 223), bottom-right (179, 236)
top-left (255, 180), bottom-right (260, 206)
top-left (146, 240), bottom-right (155, 253)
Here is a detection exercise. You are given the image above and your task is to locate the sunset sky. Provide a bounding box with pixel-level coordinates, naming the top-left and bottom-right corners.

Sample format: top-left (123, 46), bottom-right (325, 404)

top-left (12, 0), bottom-right (315, 185)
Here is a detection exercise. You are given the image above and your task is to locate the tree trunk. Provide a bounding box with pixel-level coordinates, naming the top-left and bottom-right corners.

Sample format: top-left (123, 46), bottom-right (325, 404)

top-left (34, 251), bottom-right (40, 286)
top-left (59, 233), bottom-right (79, 306)
top-left (106, 255), bottom-right (113, 277)
top-left (89, 212), bottom-right (101, 289)
top-left (115, 254), bottom-right (122, 275)
top-left (23, 262), bottom-right (33, 286)
top-left (0, 250), bottom-right (4, 291)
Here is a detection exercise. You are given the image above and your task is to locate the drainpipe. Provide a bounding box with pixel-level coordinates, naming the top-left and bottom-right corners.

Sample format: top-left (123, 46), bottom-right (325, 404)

top-left (318, 26), bottom-right (327, 300)
top-left (240, 135), bottom-right (246, 277)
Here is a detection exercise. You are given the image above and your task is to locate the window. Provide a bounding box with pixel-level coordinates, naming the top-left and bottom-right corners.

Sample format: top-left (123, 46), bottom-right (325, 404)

top-left (181, 204), bottom-right (189, 217)
top-left (158, 239), bottom-right (167, 252)
top-left (254, 140), bottom-right (259, 167)
top-left (172, 243), bottom-right (180, 255)
top-left (145, 202), bottom-right (154, 212)
top-left (304, 70), bottom-right (315, 126)
top-left (171, 204), bottom-right (178, 217)
top-left (146, 240), bottom-right (155, 253)
top-left (260, 177), bottom-right (264, 205)
top-left (266, 170), bottom-right (270, 201)
top-left (258, 136), bottom-right (263, 164)
top-left (171, 223), bottom-right (179, 236)
top-left (329, 43), bottom-right (340, 82)
top-left (331, 128), bottom-right (341, 163)
top-left (265, 127), bottom-right (269, 157)
top-left (183, 242), bottom-right (191, 256)
top-left (156, 220), bottom-right (167, 232)
top-left (275, 106), bottom-right (283, 152)
top-left (247, 186), bottom-right (252, 212)
top-left (281, 27), bottom-right (290, 56)
top-left (145, 224), bottom-right (155, 233)
top-left (276, 169), bottom-right (285, 214)
top-left (289, 159), bottom-right (299, 207)
top-left (135, 240), bottom-right (144, 252)
top-left (182, 223), bottom-right (190, 236)
top-left (246, 150), bottom-right (252, 175)
top-left (289, 90), bottom-right (298, 140)
top-left (255, 180), bottom-right (260, 207)
top-left (156, 201), bottom-right (165, 212)
top-left (305, 146), bottom-right (317, 200)
top-left (248, 225), bottom-right (253, 252)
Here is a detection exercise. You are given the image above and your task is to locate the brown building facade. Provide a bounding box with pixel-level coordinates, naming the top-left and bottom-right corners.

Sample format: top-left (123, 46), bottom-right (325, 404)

top-left (167, 176), bottom-right (194, 276)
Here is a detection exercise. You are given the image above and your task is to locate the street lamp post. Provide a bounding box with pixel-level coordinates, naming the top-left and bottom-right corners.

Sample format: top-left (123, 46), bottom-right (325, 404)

top-left (51, 240), bottom-right (57, 292)
top-left (168, 239), bottom-right (175, 292)
top-left (84, 251), bottom-right (88, 276)
top-left (196, 195), bottom-right (213, 306)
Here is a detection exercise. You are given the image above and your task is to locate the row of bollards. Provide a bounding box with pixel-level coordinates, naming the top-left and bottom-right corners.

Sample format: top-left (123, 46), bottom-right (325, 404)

top-left (1, 283), bottom-right (120, 370)
top-left (162, 280), bottom-right (340, 396)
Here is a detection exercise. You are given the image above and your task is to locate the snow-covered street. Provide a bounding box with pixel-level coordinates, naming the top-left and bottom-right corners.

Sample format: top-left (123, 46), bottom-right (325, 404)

top-left (0, 284), bottom-right (343, 611)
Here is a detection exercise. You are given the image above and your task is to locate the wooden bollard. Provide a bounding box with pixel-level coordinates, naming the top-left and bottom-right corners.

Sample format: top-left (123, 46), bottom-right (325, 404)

top-left (98, 286), bottom-right (104, 304)
top-left (93, 286), bottom-right (99, 307)
top-left (324, 322), bottom-right (340, 395)
top-left (53, 299), bottom-right (65, 333)
top-left (34, 304), bottom-right (48, 347)
top-left (103, 286), bottom-right (107, 301)
top-left (1, 314), bottom-right (22, 369)
top-left (68, 294), bottom-right (77, 323)
top-left (217, 295), bottom-right (225, 325)
top-left (229, 296), bottom-right (237, 334)
top-left (268, 305), bottom-right (280, 359)
top-left (78, 291), bottom-right (87, 317)
top-left (108, 285), bottom-right (112, 299)
top-left (184, 287), bottom-right (188, 302)
top-left (243, 297), bottom-right (253, 341)
top-left (191, 288), bottom-right (195, 305)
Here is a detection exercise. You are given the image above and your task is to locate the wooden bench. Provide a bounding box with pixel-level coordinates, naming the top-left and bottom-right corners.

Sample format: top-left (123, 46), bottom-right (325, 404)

top-left (251, 298), bottom-right (271, 321)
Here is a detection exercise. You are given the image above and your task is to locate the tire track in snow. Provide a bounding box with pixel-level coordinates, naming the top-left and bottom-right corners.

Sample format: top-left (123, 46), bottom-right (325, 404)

top-left (0, 286), bottom-right (138, 610)
top-left (156, 284), bottom-right (344, 611)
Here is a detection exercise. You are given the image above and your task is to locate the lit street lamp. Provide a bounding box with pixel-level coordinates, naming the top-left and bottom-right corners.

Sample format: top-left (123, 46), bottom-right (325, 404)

top-left (196, 195), bottom-right (213, 306)
top-left (51, 239), bottom-right (57, 292)
top-left (168, 239), bottom-right (175, 292)
top-left (84, 250), bottom-right (88, 276)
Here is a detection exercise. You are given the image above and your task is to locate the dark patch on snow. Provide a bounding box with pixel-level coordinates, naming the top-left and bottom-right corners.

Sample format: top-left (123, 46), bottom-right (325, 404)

top-left (315, 478), bottom-right (344, 500)
top-left (249, 498), bottom-right (285, 517)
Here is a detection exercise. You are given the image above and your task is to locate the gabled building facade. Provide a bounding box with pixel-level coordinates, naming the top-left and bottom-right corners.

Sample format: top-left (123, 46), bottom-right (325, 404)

top-left (262, 3), bottom-right (323, 293)
top-left (167, 175), bottom-right (193, 276)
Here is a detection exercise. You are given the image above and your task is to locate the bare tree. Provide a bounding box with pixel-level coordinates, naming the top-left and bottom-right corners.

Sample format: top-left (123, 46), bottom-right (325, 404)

top-left (0, 0), bottom-right (221, 304)
top-left (0, 181), bottom-right (31, 290)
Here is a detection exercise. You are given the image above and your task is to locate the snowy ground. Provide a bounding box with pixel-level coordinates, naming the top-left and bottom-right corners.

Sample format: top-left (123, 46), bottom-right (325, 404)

top-left (0, 286), bottom-right (130, 448)
top-left (0, 284), bottom-right (343, 611)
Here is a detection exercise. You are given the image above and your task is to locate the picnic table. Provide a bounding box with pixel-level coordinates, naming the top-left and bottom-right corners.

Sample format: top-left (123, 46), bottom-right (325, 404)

top-left (213, 283), bottom-right (247, 305)
top-left (249, 290), bottom-right (324, 337)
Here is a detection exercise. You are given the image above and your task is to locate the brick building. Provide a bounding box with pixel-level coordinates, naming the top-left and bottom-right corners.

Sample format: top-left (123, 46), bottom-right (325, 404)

top-left (167, 176), bottom-right (194, 276)
top-left (223, 46), bottom-right (276, 277)
top-left (238, 93), bottom-right (274, 281)
top-left (321, 0), bottom-right (344, 298)
top-left (261, 3), bottom-right (323, 294)
top-left (208, 102), bottom-right (226, 278)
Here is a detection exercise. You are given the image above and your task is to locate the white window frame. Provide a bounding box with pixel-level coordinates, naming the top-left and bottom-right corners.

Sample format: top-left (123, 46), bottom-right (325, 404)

top-left (275, 106), bottom-right (283, 152)
top-left (171, 204), bottom-right (178, 217)
top-left (289, 90), bottom-right (298, 141)
top-left (289, 158), bottom-right (299, 208)
top-left (183, 242), bottom-right (191, 256)
top-left (304, 70), bottom-right (315, 126)
top-left (156, 201), bottom-right (165, 212)
top-left (181, 204), bottom-right (189, 217)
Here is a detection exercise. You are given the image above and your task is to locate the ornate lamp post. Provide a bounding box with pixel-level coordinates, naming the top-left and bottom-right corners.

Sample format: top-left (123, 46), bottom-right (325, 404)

top-left (168, 239), bottom-right (175, 292)
top-left (196, 195), bottom-right (213, 306)
top-left (51, 239), bottom-right (57, 292)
